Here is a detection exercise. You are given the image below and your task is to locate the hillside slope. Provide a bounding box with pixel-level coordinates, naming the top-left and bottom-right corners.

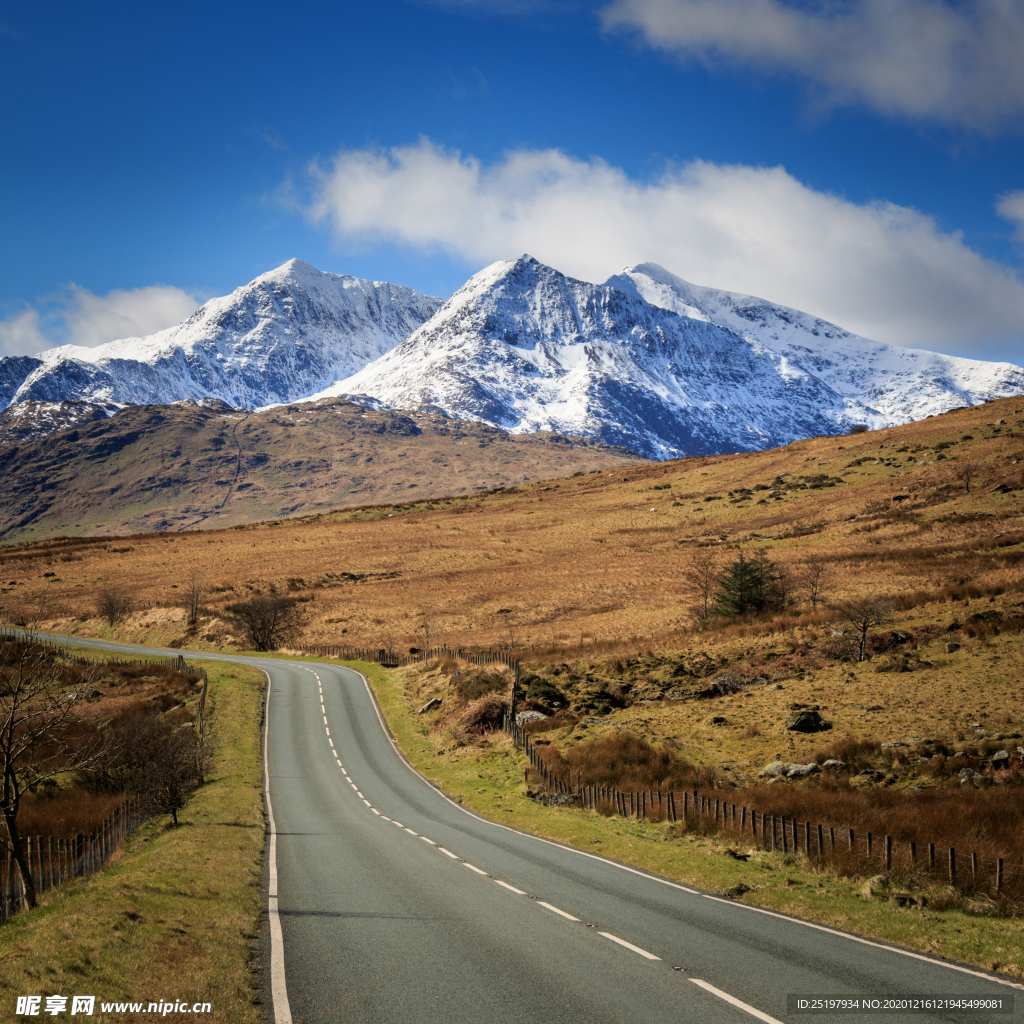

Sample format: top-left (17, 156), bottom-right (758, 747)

top-left (0, 397), bottom-right (641, 542)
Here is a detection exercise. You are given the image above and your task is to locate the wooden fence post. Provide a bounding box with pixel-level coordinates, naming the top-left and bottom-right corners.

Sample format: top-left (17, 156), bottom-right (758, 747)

top-left (971, 852), bottom-right (978, 882)
top-left (817, 824), bottom-right (824, 858)
top-left (884, 835), bottom-right (892, 872)
top-left (996, 858), bottom-right (1004, 894)
top-left (866, 832), bottom-right (872, 859)
top-left (910, 841), bottom-right (917, 864)
top-left (804, 821), bottom-right (811, 856)
top-left (948, 848), bottom-right (956, 883)
top-left (848, 828), bottom-right (854, 853)
top-left (928, 843), bottom-right (935, 870)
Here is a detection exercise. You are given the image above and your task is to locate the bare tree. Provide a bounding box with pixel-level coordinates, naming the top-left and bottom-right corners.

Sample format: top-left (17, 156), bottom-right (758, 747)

top-left (418, 607), bottom-right (444, 656)
top-left (834, 597), bottom-right (894, 662)
top-left (496, 608), bottom-right (518, 652)
top-left (803, 553), bottom-right (834, 610)
top-left (0, 637), bottom-right (103, 908)
top-left (955, 461), bottom-right (980, 494)
top-left (85, 703), bottom-right (206, 826)
top-left (96, 586), bottom-right (135, 627)
top-left (682, 549), bottom-right (720, 620)
top-left (225, 596), bottom-right (304, 651)
top-left (180, 568), bottom-right (207, 627)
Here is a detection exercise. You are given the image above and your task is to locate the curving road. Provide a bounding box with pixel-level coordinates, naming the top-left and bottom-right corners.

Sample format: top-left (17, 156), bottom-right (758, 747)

top-left (25, 633), bottom-right (1022, 1024)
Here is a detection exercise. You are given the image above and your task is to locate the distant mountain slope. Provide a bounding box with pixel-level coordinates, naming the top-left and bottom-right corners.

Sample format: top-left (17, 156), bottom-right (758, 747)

top-left (608, 263), bottom-right (1024, 424)
top-left (0, 260), bottom-right (442, 411)
top-left (316, 256), bottom-right (877, 459)
top-left (0, 397), bottom-right (640, 542)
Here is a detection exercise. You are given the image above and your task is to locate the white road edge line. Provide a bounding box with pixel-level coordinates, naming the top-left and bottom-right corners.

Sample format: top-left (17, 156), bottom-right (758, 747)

top-left (538, 901), bottom-right (580, 922)
top-left (463, 863), bottom-right (488, 875)
top-left (598, 932), bottom-right (660, 960)
top-left (690, 979), bottom-right (784, 1024)
top-left (439, 848), bottom-right (459, 859)
top-left (349, 666), bottom-right (1023, 993)
top-left (420, 836), bottom-right (437, 845)
top-left (495, 880), bottom-right (527, 895)
top-left (262, 671), bottom-right (293, 1024)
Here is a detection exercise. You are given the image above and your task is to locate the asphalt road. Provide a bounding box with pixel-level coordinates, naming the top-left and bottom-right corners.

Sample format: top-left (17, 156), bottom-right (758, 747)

top-left (22, 632), bottom-right (1022, 1024)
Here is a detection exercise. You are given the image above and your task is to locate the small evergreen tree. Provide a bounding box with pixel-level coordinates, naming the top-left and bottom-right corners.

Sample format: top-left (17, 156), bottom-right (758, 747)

top-left (713, 549), bottom-right (784, 617)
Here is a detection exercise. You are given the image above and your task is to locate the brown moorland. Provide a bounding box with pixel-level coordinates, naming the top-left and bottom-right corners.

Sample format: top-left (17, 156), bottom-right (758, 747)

top-left (0, 396), bottom-right (641, 542)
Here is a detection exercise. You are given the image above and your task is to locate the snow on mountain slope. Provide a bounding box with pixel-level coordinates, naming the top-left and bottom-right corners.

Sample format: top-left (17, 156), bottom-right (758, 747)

top-left (313, 256), bottom-right (877, 459)
top-left (0, 260), bottom-right (442, 411)
top-left (607, 263), bottom-right (1024, 423)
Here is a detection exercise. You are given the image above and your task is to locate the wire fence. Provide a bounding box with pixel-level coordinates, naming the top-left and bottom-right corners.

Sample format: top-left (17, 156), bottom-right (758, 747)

top-left (0, 796), bottom-right (145, 921)
top-left (0, 629), bottom-right (212, 918)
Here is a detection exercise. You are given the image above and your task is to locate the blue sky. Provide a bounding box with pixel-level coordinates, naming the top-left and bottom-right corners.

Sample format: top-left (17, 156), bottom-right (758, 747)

top-left (2, 0), bottom-right (1023, 361)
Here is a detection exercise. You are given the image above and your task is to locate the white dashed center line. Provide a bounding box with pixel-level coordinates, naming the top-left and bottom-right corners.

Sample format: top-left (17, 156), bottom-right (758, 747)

top-left (689, 980), bottom-right (784, 1024)
top-left (599, 932), bottom-right (661, 961)
top-left (538, 901), bottom-right (580, 922)
top-left (303, 665), bottom-right (714, 980)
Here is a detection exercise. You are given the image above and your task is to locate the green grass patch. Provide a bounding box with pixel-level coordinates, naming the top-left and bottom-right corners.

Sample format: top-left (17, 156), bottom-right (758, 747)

top-left (361, 662), bottom-right (1024, 982)
top-left (0, 661), bottom-right (266, 1023)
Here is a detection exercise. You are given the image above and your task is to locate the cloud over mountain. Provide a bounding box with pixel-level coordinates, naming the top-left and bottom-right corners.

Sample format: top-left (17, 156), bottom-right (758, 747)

top-left (306, 139), bottom-right (1024, 359)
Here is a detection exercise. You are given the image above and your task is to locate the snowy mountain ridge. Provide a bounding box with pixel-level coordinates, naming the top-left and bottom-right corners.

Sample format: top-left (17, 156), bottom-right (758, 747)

top-left (314, 256), bottom-right (1024, 459)
top-left (0, 259), bottom-right (442, 411)
top-left (1, 255), bottom-right (1021, 459)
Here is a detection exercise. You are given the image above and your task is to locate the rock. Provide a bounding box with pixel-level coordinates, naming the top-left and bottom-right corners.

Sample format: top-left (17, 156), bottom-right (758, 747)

top-left (418, 697), bottom-right (442, 714)
top-left (88, 690), bottom-right (101, 698)
top-left (881, 741), bottom-right (906, 748)
top-left (786, 763), bottom-right (820, 778)
top-left (540, 792), bottom-right (579, 808)
top-left (758, 760), bottom-right (792, 778)
top-left (710, 716), bottom-right (728, 726)
top-left (890, 630), bottom-right (913, 644)
top-left (992, 750), bottom-right (1012, 769)
top-left (831, 629), bottom-right (846, 637)
top-left (515, 709), bottom-right (549, 726)
top-left (822, 759), bottom-right (847, 770)
top-left (785, 710), bottom-right (830, 733)
top-left (945, 643), bottom-right (960, 653)
top-left (857, 874), bottom-right (887, 899)
top-left (724, 882), bottom-right (751, 899)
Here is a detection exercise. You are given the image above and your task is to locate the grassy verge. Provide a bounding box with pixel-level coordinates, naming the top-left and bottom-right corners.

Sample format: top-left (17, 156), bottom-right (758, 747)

top-left (0, 660), bottom-right (266, 1023)
top-left (361, 661), bottom-right (1024, 982)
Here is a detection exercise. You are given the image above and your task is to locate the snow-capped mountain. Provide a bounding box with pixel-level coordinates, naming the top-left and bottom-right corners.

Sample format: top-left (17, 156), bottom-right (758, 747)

top-left (313, 257), bottom-right (879, 459)
top-left (608, 263), bottom-right (1024, 425)
top-left (314, 256), bottom-right (1024, 460)
top-left (0, 260), bottom-right (442, 412)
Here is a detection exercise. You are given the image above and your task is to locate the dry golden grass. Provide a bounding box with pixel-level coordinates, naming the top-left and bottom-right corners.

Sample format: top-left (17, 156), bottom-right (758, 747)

top-left (3, 395), bottom-right (1021, 663)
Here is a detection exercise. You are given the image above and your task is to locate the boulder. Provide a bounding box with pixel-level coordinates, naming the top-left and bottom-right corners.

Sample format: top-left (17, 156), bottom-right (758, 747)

top-left (785, 710), bottom-right (830, 733)
top-left (822, 759), bottom-right (847, 770)
top-left (418, 697), bottom-right (442, 714)
top-left (515, 709), bottom-right (549, 726)
top-left (945, 643), bottom-right (960, 653)
top-left (992, 750), bottom-right (1012, 769)
top-left (758, 760), bottom-right (792, 778)
top-left (786, 763), bottom-right (820, 778)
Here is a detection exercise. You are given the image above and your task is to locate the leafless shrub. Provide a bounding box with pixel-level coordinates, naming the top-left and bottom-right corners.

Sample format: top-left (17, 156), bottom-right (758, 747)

top-left (224, 595), bottom-right (304, 651)
top-left (96, 586), bottom-right (136, 627)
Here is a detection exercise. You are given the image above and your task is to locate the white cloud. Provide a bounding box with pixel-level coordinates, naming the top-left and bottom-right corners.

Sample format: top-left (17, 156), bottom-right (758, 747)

top-left (0, 283), bottom-right (201, 358)
top-left (0, 308), bottom-right (49, 358)
top-left (997, 189), bottom-right (1024, 245)
top-left (600, 0), bottom-right (1024, 131)
top-left (306, 138), bottom-right (1024, 358)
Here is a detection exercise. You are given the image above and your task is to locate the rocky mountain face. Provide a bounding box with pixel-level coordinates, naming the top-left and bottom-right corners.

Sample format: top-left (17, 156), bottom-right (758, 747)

top-left (608, 263), bottom-right (1024, 427)
top-left (2, 256), bottom-right (1021, 461)
top-left (314, 257), bottom-right (874, 458)
top-left (0, 260), bottom-right (442, 412)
